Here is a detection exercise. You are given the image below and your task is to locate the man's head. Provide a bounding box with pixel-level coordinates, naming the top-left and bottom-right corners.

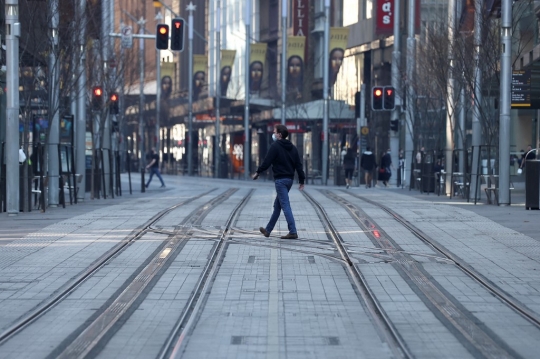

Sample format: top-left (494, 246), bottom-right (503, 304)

top-left (151, 147), bottom-right (156, 154)
top-left (274, 124), bottom-right (289, 140)
top-left (527, 145), bottom-right (533, 151)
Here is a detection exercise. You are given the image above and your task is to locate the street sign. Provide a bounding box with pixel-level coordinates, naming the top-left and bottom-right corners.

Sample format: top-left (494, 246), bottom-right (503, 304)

top-left (121, 25), bottom-right (133, 49)
top-left (512, 70), bottom-right (531, 108)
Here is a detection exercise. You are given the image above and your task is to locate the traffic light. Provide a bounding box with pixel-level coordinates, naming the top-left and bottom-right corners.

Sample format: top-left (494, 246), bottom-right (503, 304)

top-left (372, 86), bottom-right (383, 110)
top-left (170, 18), bottom-right (185, 51)
top-left (390, 119), bottom-right (399, 132)
top-left (92, 86), bottom-right (103, 110)
top-left (156, 24), bottom-right (169, 50)
top-left (109, 92), bottom-right (119, 115)
top-left (383, 86), bottom-right (395, 110)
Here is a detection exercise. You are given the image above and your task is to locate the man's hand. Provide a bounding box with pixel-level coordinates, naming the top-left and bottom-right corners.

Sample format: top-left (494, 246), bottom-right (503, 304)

top-left (299, 184), bottom-right (305, 191)
top-left (252, 173), bottom-right (259, 180)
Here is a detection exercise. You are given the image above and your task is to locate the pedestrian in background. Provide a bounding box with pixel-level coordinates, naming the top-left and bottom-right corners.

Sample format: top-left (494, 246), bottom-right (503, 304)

top-left (520, 145), bottom-right (536, 171)
top-left (253, 124), bottom-right (305, 240)
top-left (343, 148), bottom-right (356, 189)
top-left (145, 148), bottom-right (166, 188)
top-left (379, 149), bottom-right (393, 187)
top-left (360, 146), bottom-right (376, 188)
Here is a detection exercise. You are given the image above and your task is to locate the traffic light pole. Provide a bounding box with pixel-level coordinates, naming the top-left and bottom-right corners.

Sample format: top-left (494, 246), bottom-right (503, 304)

top-left (5, 0), bottom-right (20, 215)
top-left (499, 0), bottom-right (512, 206)
top-left (280, 0), bottom-right (287, 126)
top-left (187, 4), bottom-right (194, 176)
top-left (244, 0), bottom-right (251, 181)
top-left (322, 0), bottom-right (330, 186)
top-left (215, 1), bottom-right (221, 178)
top-left (390, 0), bottom-right (400, 187)
top-left (405, 0), bottom-right (416, 189)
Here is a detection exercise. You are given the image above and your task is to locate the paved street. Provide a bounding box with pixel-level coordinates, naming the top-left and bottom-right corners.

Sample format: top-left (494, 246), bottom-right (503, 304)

top-left (0, 174), bottom-right (538, 358)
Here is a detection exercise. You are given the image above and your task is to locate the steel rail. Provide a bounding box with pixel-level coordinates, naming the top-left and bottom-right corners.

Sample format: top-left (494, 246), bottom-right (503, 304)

top-left (0, 189), bottom-right (216, 346)
top-left (350, 192), bottom-right (540, 329)
top-left (302, 191), bottom-right (410, 359)
top-left (162, 189), bottom-right (254, 359)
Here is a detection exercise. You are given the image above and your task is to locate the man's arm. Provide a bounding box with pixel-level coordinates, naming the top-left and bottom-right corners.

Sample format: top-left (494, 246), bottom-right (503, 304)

top-left (146, 159), bottom-right (156, 169)
top-left (253, 145), bottom-right (278, 180)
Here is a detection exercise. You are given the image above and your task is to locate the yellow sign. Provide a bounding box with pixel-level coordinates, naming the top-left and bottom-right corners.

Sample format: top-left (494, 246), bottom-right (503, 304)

top-left (361, 127), bottom-right (369, 135)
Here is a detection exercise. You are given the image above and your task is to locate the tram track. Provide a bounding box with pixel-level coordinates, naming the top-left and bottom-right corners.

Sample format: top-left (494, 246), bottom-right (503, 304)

top-left (321, 189), bottom-right (531, 359)
top-left (302, 190), bottom-right (411, 359)
top-left (345, 190), bottom-right (540, 329)
top-left (162, 189), bottom-right (254, 359)
top-left (0, 188), bottom-right (217, 347)
top-left (50, 188), bottom-right (240, 358)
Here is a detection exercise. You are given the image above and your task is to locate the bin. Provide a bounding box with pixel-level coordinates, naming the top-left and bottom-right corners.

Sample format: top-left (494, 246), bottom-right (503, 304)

top-left (525, 160), bottom-right (540, 210)
top-left (334, 165), bottom-right (346, 186)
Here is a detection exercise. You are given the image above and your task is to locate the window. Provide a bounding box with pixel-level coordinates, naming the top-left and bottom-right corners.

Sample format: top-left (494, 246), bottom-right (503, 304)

top-left (365, 0), bottom-right (372, 20)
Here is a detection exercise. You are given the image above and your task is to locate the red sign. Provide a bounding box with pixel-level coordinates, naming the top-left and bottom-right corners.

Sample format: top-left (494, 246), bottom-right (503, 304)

top-left (375, 0), bottom-right (394, 36)
top-left (293, 0), bottom-right (309, 60)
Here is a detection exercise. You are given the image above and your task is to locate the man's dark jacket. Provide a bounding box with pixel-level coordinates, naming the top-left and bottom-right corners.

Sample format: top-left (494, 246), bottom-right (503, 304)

top-left (256, 139), bottom-right (306, 184)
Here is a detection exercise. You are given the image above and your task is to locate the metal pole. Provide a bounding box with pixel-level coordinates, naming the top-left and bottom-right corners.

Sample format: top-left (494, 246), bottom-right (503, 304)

top-left (156, 13), bottom-right (161, 159)
top-left (139, 22), bottom-right (146, 189)
top-left (5, 0), bottom-right (20, 215)
top-left (499, 0), bottom-right (512, 205)
top-left (102, 0), bottom-right (111, 196)
top-left (405, 0), bottom-right (416, 188)
top-left (187, 3), bottom-right (194, 176)
top-left (48, 0), bottom-right (60, 207)
top-left (281, 0), bottom-right (287, 125)
top-left (215, 1), bottom-right (221, 178)
top-left (445, 0), bottom-right (456, 196)
top-left (244, 0), bottom-right (251, 180)
top-left (470, 0), bottom-right (483, 201)
top-left (390, 0), bottom-right (401, 186)
top-left (459, 73), bottom-right (465, 175)
top-left (322, 0), bottom-right (330, 185)
top-left (76, 0), bottom-right (86, 202)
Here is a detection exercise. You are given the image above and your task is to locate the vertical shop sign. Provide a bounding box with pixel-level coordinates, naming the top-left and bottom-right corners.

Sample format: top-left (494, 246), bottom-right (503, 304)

top-left (375, 0), bottom-right (394, 36)
top-left (293, 0), bottom-right (309, 59)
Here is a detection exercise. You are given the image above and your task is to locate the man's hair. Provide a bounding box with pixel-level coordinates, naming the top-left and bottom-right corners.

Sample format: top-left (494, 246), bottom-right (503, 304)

top-left (275, 124), bottom-right (289, 139)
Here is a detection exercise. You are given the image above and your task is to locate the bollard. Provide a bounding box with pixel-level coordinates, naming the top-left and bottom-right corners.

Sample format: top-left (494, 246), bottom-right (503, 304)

top-left (141, 170), bottom-right (145, 193)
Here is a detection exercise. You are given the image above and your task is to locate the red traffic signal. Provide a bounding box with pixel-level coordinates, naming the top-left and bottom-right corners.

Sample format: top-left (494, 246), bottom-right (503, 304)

top-left (92, 86), bottom-right (103, 110)
top-left (156, 24), bottom-right (169, 50)
top-left (170, 18), bottom-right (185, 51)
top-left (372, 86), bottom-right (384, 110)
top-left (383, 86), bottom-right (395, 110)
top-left (109, 92), bottom-right (119, 114)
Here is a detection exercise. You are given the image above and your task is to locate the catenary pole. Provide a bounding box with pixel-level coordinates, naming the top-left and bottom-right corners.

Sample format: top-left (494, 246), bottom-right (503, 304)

top-left (187, 2), bottom-right (195, 176)
top-left (445, 0), bottom-right (456, 196)
top-left (138, 20), bottom-right (146, 190)
top-left (499, 0), bottom-right (512, 205)
top-left (322, 0), bottom-right (330, 185)
top-left (244, 0), bottom-right (251, 180)
top-left (470, 0), bottom-right (483, 201)
top-left (215, 1), bottom-right (221, 178)
top-left (102, 0), bottom-right (111, 196)
top-left (5, 0), bottom-right (20, 215)
top-left (76, 0), bottom-right (87, 202)
top-left (281, 0), bottom-right (287, 125)
top-left (405, 0), bottom-right (416, 188)
top-left (390, 0), bottom-right (400, 186)
top-left (48, 0), bottom-right (60, 206)
top-left (156, 8), bottom-right (162, 160)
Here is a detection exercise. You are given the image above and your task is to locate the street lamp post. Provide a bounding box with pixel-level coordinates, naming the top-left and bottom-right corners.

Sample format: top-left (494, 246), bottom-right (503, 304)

top-left (244, 0), bottom-right (251, 180)
top-left (187, 2), bottom-right (195, 176)
top-left (322, 0), bottom-right (330, 185)
top-left (215, 1), bottom-right (221, 178)
top-left (499, 0), bottom-right (512, 205)
top-left (281, 0), bottom-right (287, 126)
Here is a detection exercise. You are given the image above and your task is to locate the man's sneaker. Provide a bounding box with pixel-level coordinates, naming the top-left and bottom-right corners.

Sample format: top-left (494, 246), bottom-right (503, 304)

top-left (280, 233), bottom-right (298, 240)
top-left (160, 184), bottom-right (166, 188)
top-left (346, 184), bottom-right (349, 189)
top-left (259, 227), bottom-right (270, 237)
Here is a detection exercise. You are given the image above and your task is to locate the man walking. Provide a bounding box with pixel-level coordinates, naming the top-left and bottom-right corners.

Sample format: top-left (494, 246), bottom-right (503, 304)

top-left (360, 146), bottom-right (376, 188)
top-left (145, 148), bottom-right (166, 188)
top-left (253, 125), bottom-right (305, 239)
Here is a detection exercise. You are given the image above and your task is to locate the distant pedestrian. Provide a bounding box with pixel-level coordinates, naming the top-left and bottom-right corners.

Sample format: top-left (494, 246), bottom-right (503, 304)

top-left (145, 148), bottom-right (166, 188)
top-left (253, 124), bottom-right (305, 240)
top-left (397, 149), bottom-right (405, 187)
top-left (343, 148), bottom-right (356, 189)
top-left (416, 146), bottom-right (425, 165)
top-left (360, 147), bottom-right (376, 188)
top-left (520, 145), bottom-right (536, 170)
top-left (378, 149), bottom-right (393, 187)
